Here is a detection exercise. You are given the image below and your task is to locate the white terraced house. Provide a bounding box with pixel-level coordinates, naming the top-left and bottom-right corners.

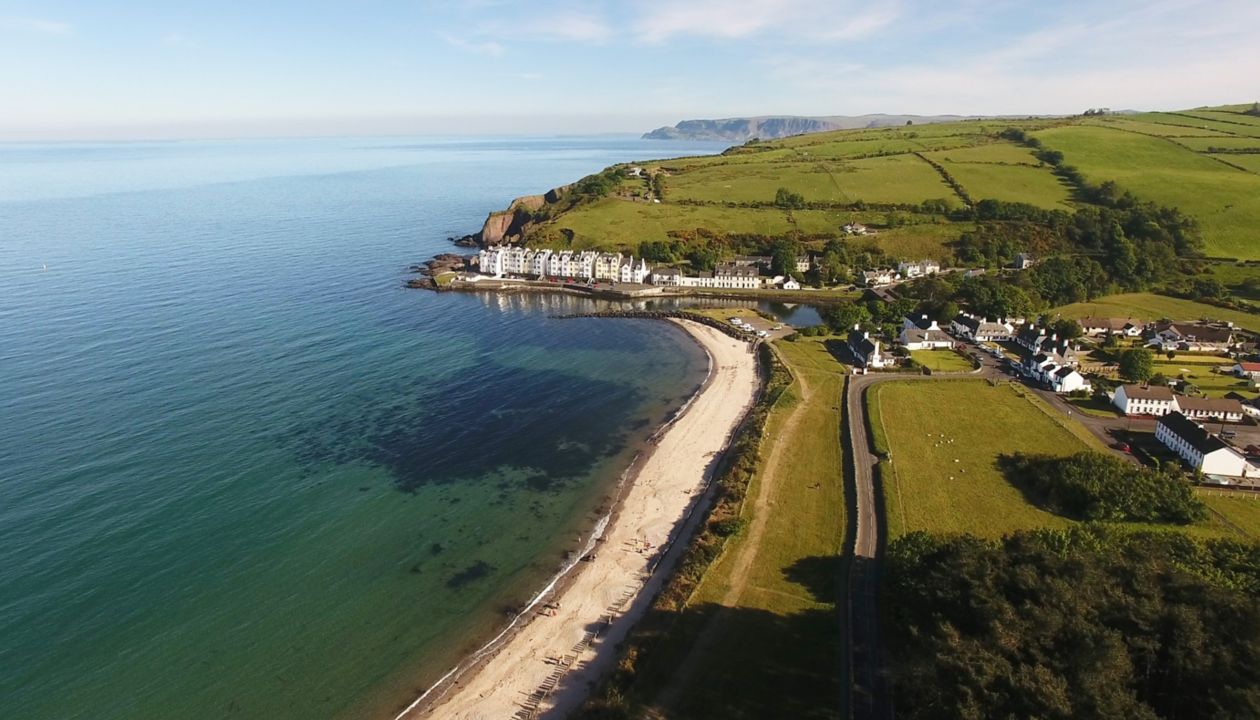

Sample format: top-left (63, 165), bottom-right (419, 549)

top-left (651, 264), bottom-right (761, 289)
top-left (1112, 384), bottom-right (1177, 416)
top-left (1156, 412), bottom-right (1255, 478)
top-left (478, 246), bottom-right (650, 282)
top-left (897, 259), bottom-right (941, 279)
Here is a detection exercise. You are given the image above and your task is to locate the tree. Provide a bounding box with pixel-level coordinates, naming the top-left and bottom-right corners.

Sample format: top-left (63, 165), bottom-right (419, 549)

top-left (770, 238), bottom-right (801, 277)
top-left (1245, 102), bottom-right (1260, 118)
top-left (822, 303), bottom-right (871, 334)
top-left (773, 187), bottom-right (805, 210)
top-left (1119, 348), bottom-right (1155, 382)
top-left (1050, 317), bottom-right (1083, 340)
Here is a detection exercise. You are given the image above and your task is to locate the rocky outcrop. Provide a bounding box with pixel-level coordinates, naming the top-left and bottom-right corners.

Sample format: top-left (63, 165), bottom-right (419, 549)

top-left (476, 193), bottom-right (551, 246)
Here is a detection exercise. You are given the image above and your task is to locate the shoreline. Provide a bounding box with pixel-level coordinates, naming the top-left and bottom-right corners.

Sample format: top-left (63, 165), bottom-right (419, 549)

top-left (390, 319), bottom-right (761, 720)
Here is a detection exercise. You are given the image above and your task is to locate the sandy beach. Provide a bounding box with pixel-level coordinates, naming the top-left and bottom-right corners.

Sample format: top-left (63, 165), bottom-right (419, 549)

top-left (396, 319), bottom-right (760, 720)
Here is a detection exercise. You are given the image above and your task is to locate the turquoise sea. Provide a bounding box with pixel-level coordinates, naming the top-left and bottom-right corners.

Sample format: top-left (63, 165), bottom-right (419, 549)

top-left (0, 136), bottom-right (817, 719)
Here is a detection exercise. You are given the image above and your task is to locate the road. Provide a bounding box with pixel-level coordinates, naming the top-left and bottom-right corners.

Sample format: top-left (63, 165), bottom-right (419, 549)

top-left (843, 363), bottom-right (997, 720)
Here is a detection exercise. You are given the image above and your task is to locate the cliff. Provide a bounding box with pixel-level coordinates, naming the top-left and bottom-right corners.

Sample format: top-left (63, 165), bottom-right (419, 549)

top-left (642, 114), bottom-right (1000, 142)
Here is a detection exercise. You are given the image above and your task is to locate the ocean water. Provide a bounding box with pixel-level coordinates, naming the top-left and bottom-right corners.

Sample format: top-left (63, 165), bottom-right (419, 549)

top-left (0, 136), bottom-right (741, 719)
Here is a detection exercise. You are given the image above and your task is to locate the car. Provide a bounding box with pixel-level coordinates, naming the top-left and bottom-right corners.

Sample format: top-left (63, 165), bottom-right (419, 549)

top-left (729, 318), bottom-right (743, 325)
top-left (757, 330), bottom-right (769, 338)
top-left (772, 324), bottom-right (784, 331)
top-left (1114, 442), bottom-right (1131, 453)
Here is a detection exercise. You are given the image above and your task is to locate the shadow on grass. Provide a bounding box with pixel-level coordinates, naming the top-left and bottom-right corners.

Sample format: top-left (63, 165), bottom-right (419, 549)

top-left (559, 558), bottom-right (846, 720)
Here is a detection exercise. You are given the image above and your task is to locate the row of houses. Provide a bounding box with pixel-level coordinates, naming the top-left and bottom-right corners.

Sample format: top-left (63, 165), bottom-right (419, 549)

top-left (1112, 384), bottom-right (1248, 423)
top-left (1077, 316), bottom-right (1239, 352)
top-left (1155, 411), bottom-right (1256, 479)
top-left (478, 246), bottom-right (650, 284)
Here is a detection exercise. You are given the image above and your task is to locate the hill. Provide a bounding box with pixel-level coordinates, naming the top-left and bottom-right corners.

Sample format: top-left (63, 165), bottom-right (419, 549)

top-left (642, 113), bottom-right (1003, 141)
top-left (483, 104), bottom-right (1260, 269)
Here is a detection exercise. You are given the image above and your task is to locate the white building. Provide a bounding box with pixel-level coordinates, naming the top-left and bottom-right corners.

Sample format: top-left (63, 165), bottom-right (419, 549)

top-left (479, 246), bottom-right (649, 283)
top-left (795, 255), bottom-right (812, 274)
top-left (1233, 362), bottom-right (1260, 380)
top-left (847, 326), bottom-right (888, 368)
top-left (897, 259), bottom-right (941, 279)
top-left (1156, 412), bottom-right (1255, 478)
top-left (899, 315), bottom-right (954, 350)
top-left (951, 314), bottom-right (1015, 342)
top-left (861, 269), bottom-right (900, 287)
top-left (1152, 321), bottom-right (1235, 352)
top-left (619, 257), bottom-right (649, 284)
top-left (593, 252), bottom-right (623, 281)
top-left (782, 278), bottom-right (801, 290)
top-left (1047, 366), bottom-right (1090, 394)
top-left (1175, 396), bottom-right (1246, 423)
top-left (1113, 384), bottom-right (1177, 416)
top-left (1078, 317), bottom-right (1143, 337)
top-left (842, 223), bottom-right (868, 236)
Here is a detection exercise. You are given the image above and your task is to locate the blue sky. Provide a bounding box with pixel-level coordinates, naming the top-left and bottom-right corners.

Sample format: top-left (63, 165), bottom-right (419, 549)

top-left (1, 0), bottom-right (1257, 139)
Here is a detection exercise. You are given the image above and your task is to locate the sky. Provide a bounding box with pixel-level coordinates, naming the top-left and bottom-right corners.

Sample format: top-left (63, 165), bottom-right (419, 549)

top-left (1, 0), bottom-right (1258, 140)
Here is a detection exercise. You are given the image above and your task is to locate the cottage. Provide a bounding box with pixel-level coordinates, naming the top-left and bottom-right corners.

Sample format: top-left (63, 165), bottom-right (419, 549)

top-left (1175, 396), bottom-right (1246, 423)
top-left (782, 278), bottom-right (801, 290)
top-left (1049, 366), bottom-right (1090, 394)
top-left (1113, 384), bottom-right (1177, 416)
top-left (1013, 252), bottom-right (1036, 269)
top-left (847, 326), bottom-right (889, 369)
top-left (897, 259), bottom-right (941, 279)
top-left (950, 313), bottom-right (1015, 342)
top-left (1078, 317), bottom-right (1143, 337)
top-left (1155, 412), bottom-right (1255, 478)
top-left (861, 269), bottom-right (900, 287)
top-left (1233, 362), bottom-right (1260, 380)
top-left (1152, 321), bottom-right (1235, 352)
top-left (842, 223), bottom-right (868, 236)
top-left (899, 315), bottom-right (953, 350)
top-left (650, 267), bottom-right (683, 286)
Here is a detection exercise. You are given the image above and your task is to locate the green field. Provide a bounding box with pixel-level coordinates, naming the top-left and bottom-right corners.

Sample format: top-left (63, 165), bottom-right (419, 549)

top-left (1151, 358), bottom-right (1257, 399)
top-left (940, 159), bottom-right (1074, 209)
top-left (1035, 124), bottom-right (1260, 259)
top-left (1212, 153), bottom-right (1260, 174)
top-left (870, 380), bottom-right (1248, 541)
top-left (910, 349), bottom-right (973, 372)
top-left (1052, 292), bottom-right (1260, 333)
top-left (1176, 136), bottom-right (1260, 151)
top-left (643, 336), bottom-right (848, 719)
top-left (1199, 493), bottom-right (1260, 539)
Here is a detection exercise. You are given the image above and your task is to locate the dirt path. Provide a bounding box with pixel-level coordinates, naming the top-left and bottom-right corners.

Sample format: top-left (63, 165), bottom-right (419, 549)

top-left (653, 356), bottom-right (815, 710)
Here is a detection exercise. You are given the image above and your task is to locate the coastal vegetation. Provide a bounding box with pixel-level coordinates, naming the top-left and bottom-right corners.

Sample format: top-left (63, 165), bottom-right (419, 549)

top-left (578, 334), bottom-right (847, 720)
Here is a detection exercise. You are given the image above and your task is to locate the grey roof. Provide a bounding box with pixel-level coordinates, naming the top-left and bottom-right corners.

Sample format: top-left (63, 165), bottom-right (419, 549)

top-left (1121, 384), bottom-right (1175, 401)
top-left (1177, 396), bottom-right (1245, 414)
top-left (904, 328), bottom-right (951, 344)
top-left (715, 264), bottom-right (759, 278)
top-left (1054, 366), bottom-right (1078, 379)
top-left (847, 330), bottom-right (879, 358)
top-left (1157, 322), bottom-right (1234, 344)
top-left (1158, 412), bottom-right (1231, 454)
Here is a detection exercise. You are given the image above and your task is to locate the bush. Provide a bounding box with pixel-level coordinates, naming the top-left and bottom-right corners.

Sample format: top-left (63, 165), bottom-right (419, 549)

top-left (1001, 451), bottom-right (1206, 524)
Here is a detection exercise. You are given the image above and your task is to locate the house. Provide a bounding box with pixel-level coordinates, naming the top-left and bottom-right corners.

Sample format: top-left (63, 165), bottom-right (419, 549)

top-left (782, 278), bottom-right (801, 290)
top-left (861, 269), bottom-right (900, 287)
top-left (650, 267), bottom-right (683, 285)
top-left (619, 257), bottom-right (650, 284)
top-left (1152, 321), bottom-right (1235, 352)
top-left (731, 255), bottom-right (773, 268)
top-left (1233, 362), bottom-right (1260, 380)
top-left (712, 264), bottom-right (762, 290)
top-left (1048, 366), bottom-right (1090, 394)
top-left (1155, 412), bottom-right (1256, 478)
top-left (794, 255), bottom-right (812, 274)
top-left (1013, 252), bottom-right (1036, 269)
top-left (593, 252), bottom-right (623, 281)
top-left (951, 313), bottom-right (1015, 342)
top-left (1113, 384), bottom-right (1177, 416)
top-left (847, 326), bottom-right (889, 369)
top-left (899, 315), bottom-right (953, 350)
top-left (897, 259), bottom-right (941, 279)
top-left (1079, 317), bottom-right (1143, 337)
top-left (1175, 396), bottom-right (1246, 423)
top-left (842, 223), bottom-right (868, 236)
top-left (1016, 325), bottom-right (1051, 353)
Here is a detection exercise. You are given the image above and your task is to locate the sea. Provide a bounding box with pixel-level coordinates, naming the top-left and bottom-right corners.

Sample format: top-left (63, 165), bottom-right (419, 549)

top-left (0, 135), bottom-right (822, 719)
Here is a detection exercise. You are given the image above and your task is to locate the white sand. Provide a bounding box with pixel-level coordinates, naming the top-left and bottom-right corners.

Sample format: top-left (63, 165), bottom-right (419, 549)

top-left (398, 320), bottom-right (760, 720)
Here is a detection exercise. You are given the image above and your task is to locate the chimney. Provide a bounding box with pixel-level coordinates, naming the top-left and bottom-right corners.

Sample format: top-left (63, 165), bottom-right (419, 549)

top-left (854, 323), bottom-right (861, 331)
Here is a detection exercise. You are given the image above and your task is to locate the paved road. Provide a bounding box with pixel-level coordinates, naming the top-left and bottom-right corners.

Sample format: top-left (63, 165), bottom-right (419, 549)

top-left (844, 367), bottom-right (994, 720)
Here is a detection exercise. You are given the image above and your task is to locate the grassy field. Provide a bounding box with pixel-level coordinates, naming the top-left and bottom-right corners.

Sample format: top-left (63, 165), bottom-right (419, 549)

top-left (910, 349), bottom-right (973, 371)
top-left (941, 159), bottom-right (1074, 209)
top-left (647, 335), bottom-right (848, 719)
top-left (1176, 136), bottom-right (1260, 151)
top-left (868, 380), bottom-right (1248, 540)
top-left (1199, 492), bottom-right (1260, 539)
top-left (1212, 153), bottom-right (1260, 174)
top-left (1052, 292), bottom-right (1260, 333)
top-left (1151, 358), bottom-right (1257, 399)
top-left (1035, 123), bottom-right (1260, 259)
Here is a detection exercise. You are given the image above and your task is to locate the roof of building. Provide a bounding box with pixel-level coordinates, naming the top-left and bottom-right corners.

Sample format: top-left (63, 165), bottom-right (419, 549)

top-left (847, 329), bottom-right (880, 357)
top-left (1121, 384), bottom-right (1175, 401)
top-left (1177, 396), bottom-right (1245, 414)
top-left (906, 314), bottom-right (938, 331)
top-left (653, 267), bottom-right (682, 277)
top-left (1017, 325), bottom-right (1048, 343)
top-left (1158, 412), bottom-right (1232, 454)
top-left (1079, 316), bottom-right (1138, 331)
top-left (715, 264), bottom-right (759, 278)
top-left (903, 328), bottom-right (951, 344)
top-left (1054, 366), bottom-right (1080, 379)
top-left (1156, 321), bottom-right (1234, 344)
top-left (1237, 362), bottom-right (1260, 372)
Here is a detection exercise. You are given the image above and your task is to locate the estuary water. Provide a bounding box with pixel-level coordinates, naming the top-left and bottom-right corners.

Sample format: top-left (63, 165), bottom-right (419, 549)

top-left (0, 136), bottom-right (740, 719)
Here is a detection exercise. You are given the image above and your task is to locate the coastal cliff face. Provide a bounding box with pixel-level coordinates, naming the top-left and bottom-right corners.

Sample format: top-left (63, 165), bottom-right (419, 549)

top-left (477, 194), bottom-right (546, 245)
top-left (643, 113), bottom-right (1001, 142)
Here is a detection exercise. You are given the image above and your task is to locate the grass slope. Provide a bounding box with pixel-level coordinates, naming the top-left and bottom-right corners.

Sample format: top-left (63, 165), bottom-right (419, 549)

top-left (1051, 292), bottom-right (1260, 333)
top-left (1035, 123), bottom-right (1260, 259)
